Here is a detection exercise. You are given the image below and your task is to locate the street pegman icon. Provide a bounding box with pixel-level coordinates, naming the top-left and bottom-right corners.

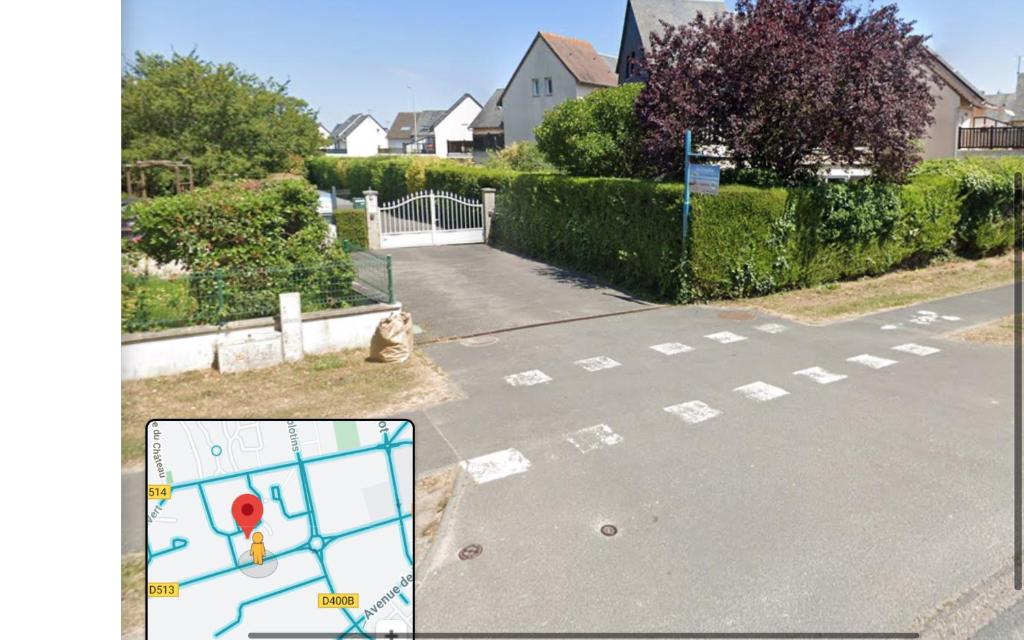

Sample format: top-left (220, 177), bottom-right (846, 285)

top-left (231, 493), bottom-right (263, 539)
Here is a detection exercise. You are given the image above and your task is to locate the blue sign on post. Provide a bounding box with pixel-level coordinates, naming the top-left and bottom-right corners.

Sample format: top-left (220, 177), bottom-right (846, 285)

top-left (689, 164), bottom-right (721, 195)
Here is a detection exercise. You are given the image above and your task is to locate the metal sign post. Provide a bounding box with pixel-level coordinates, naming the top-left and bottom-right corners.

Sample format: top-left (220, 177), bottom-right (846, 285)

top-left (681, 129), bottom-right (692, 260)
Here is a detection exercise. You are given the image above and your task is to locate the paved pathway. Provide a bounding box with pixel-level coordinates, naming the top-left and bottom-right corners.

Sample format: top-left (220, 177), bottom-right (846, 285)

top-left (413, 284), bottom-right (1016, 633)
top-left (387, 245), bottom-right (657, 341)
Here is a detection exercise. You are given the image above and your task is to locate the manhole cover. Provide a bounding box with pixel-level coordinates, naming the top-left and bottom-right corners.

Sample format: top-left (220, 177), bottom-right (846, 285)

top-left (459, 335), bottom-right (499, 348)
top-left (718, 310), bottom-right (756, 321)
top-left (458, 544), bottom-right (483, 560)
top-left (600, 524), bottom-right (618, 537)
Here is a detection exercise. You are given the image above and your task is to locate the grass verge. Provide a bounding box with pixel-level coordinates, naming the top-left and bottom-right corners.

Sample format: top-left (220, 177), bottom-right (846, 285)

top-left (122, 349), bottom-right (458, 468)
top-left (952, 315), bottom-right (1019, 345)
top-left (724, 253), bottom-right (1013, 323)
top-left (122, 553), bottom-right (145, 636)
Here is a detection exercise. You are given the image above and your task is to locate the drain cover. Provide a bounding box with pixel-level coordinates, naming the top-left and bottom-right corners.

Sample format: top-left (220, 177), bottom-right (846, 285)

top-left (458, 544), bottom-right (483, 560)
top-left (600, 524), bottom-right (618, 537)
top-left (459, 335), bottom-right (499, 348)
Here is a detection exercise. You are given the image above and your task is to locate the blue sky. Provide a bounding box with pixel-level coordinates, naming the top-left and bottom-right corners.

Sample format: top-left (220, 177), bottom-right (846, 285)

top-left (122, 0), bottom-right (1024, 129)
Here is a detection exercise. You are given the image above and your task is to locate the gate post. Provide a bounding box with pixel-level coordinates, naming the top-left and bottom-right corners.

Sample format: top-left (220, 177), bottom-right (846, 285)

top-left (364, 190), bottom-right (381, 250)
top-left (481, 188), bottom-right (496, 243)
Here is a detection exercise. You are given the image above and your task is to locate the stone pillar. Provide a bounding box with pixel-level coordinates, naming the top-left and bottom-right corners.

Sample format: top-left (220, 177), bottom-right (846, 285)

top-left (279, 292), bottom-right (304, 362)
top-left (364, 190), bottom-right (382, 250)
top-left (481, 188), bottom-right (496, 243)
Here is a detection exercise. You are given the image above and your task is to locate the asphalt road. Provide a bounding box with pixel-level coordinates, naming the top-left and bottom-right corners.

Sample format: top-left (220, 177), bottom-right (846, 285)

top-left (412, 284), bottom-right (1017, 634)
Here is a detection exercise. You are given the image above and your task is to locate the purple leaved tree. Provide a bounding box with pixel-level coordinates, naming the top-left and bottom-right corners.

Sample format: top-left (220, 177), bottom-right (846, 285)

top-left (635, 0), bottom-right (937, 182)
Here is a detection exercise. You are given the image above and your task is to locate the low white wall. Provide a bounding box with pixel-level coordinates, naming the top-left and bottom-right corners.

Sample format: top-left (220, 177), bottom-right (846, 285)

top-left (302, 306), bottom-right (397, 354)
top-left (121, 302), bottom-right (402, 381)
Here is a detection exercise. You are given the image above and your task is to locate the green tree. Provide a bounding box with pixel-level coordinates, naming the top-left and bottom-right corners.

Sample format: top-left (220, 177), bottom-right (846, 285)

top-left (534, 83), bottom-right (644, 177)
top-left (122, 51), bottom-right (323, 193)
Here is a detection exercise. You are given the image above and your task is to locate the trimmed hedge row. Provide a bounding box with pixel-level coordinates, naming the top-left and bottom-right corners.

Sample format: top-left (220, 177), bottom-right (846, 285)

top-left (307, 156), bottom-right (526, 202)
top-left (306, 156), bottom-right (1016, 302)
top-left (307, 156), bottom-right (441, 202)
top-left (492, 174), bottom-right (967, 301)
top-left (335, 209), bottom-right (369, 248)
top-left (911, 157), bottom-right (1023, 256)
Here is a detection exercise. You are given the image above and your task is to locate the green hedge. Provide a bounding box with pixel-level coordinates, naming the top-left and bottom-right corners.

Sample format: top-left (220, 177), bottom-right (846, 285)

top-left (491, 175), bottom-right (685, 297)
top-left (335, 209), bottom-right (369, 248)
top-left (126, 178), bottom-right (356, 331)
top-left (911, 157), bottom-right (1023, 256)
top-left (307, 156), bottom-right (442, 202)
top-left (308, 155), bottom-right (534, 202)
top-left (423, 164), bottom-right (519, 197)
top-left (492, 174), bottom-right (967, 301)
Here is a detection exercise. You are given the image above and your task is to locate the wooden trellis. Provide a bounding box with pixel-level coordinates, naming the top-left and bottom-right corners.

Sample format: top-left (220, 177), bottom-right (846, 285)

top-left (122, 160), bottom-right (195, 198)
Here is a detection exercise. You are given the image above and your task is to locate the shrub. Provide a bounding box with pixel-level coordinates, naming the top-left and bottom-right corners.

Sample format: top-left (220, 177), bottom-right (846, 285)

top-left (911, 157), bottom-right (1022, 256)
top-left (128, 178), bottom-right (355, 328)
top-left (535, 83), bottom-right (645, 177)
top-left (485, 142), bottom-right (555, 172)
top-left (423, 164), bottom-right (519, 197)
top-left (307, 156), bottom-right (475, 201)
top-left (335, 209), bottom-right (369, 248)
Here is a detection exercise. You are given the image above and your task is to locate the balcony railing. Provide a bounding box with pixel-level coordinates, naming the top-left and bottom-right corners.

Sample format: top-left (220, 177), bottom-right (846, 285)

top-left (958, 127), bottom-right (1024, 150)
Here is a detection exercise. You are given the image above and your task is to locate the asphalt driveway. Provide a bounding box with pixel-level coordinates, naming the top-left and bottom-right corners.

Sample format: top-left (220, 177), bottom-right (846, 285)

top-left (387, 244), bottom-right (657, 341)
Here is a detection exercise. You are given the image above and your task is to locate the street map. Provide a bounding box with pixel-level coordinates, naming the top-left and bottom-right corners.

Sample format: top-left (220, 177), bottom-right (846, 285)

top-left (146, 420), bottom-right (413, 639)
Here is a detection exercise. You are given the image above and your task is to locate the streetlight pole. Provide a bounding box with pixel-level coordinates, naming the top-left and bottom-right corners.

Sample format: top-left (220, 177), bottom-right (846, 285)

top-left (407, 85), bottom-right (417, 155)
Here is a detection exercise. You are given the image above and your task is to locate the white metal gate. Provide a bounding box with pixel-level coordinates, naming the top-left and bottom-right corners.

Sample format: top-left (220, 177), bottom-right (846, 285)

top-left (379, 190), bottom-right (485, 249)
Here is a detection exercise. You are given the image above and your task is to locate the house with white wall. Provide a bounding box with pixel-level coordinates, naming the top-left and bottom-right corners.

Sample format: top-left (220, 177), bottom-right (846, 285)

top-left (329, 114), bottom-right (388, 157)
top-left (498, 32), bottom-right (618, 144)
top-left (385, 94), bottom-right (482, 157)
top-left (432, 94), bottom-right (483, 157)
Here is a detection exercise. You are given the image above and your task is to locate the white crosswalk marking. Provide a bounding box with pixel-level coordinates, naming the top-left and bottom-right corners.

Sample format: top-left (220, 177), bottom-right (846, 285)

top-left (847, 354), bottom-right (898, 369)
top-left (705, 331), bottom-right (748, 344)
top-left (461, 449), bottom-right (532, 484)
top-left (734, 381), bottom-right (790, 401)
top-left (650, 342), bottom-right (693, 356)
top-left (567, 425), bottom-right (624, 453)
top-left (664, 401), bottom-right (721, 424)
top-left (755, 323), bottom-right (787, 334)
top-left (574, 356), bottom-right (621, 372)
top-left (504, 370), bottom-right (552, 387)
top-left (793, 366), bottom-right (847, 385)
top-left (892, 343), bottom-right (941, 357)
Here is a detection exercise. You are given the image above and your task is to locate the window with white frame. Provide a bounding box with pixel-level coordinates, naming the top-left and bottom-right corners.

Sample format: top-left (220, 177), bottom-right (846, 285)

top-left (544, 77), bottom-right (553, 95)
top-left (531, 78), bottom-right (540, 97)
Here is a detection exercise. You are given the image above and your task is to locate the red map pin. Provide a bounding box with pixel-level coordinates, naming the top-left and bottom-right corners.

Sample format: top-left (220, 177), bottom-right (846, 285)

top-left (231, 493), bottom-right (263, 539)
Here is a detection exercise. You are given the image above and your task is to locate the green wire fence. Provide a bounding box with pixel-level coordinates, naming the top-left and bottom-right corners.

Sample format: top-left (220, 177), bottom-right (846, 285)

top-left (122, 251), bottom-right (393, 334)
